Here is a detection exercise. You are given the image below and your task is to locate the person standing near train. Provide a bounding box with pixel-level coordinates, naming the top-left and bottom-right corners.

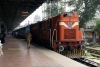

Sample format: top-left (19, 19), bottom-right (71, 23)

top-left (26, 31), bottom-right (32, 49)
top-left (0, 31), bottom-right (6, 43)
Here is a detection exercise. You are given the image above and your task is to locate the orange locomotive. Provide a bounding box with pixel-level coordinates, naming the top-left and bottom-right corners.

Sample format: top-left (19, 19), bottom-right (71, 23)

top-left (30, 12), bottom-right (85, 58)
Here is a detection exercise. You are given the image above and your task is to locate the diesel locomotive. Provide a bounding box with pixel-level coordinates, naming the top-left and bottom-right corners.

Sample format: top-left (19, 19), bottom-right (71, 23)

top-left (30, 12), bottom-right (85, 58)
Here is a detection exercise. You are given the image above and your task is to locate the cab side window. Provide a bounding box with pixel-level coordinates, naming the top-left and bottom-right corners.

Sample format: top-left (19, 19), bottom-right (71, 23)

top-left (42, 22), bottom-right (45, 30)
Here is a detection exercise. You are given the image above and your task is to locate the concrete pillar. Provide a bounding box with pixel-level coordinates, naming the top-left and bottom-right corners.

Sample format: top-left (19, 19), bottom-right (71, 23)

top-left (0, 21), bottom-right (1, 33)
top-left (92, 32), bottom-right (96, 43)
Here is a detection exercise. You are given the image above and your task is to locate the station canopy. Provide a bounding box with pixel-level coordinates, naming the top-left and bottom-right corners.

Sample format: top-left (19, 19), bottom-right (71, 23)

top-left (0, 0), bottom-right (54, 31)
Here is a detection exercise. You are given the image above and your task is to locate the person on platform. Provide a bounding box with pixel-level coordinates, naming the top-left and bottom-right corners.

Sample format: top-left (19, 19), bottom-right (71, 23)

top-left (26, 31), bottom-right (32, 49)
top-left (0, 31), bottom-right (6, 43)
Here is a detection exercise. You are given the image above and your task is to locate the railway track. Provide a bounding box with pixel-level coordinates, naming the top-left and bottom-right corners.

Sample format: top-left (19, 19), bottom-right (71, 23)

top-left (38, 44), bottom-right (100, 67)
top-left (86, 48), bottom-right (100, 58)
top-left (73, 57), bottom-right (100, 67)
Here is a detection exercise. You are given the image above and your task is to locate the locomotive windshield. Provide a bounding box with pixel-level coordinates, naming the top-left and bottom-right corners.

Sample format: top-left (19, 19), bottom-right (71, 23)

top-left (63, 12), bottom-right (73, 17)
top-left (63, 14), bottom-right (67, 17)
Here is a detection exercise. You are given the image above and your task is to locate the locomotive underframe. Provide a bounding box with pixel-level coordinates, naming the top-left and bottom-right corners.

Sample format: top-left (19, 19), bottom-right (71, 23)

top-left (53, 40), bottom-right (85, 58)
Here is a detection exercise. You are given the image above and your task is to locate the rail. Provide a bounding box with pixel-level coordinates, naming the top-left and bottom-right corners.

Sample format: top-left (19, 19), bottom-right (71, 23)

top-left (79, 57), bottom-right (100, 67)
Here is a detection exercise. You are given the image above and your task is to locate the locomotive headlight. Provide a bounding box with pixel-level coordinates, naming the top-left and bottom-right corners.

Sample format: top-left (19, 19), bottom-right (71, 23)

top-left (59, 46), bottom-right (64, 51)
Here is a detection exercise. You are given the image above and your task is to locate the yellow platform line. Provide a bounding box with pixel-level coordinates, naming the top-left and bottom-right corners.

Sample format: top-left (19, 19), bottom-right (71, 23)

top-left (8, 42), bottom-right (18, 44)
top-left (8, 48), bottom-right (23, 50)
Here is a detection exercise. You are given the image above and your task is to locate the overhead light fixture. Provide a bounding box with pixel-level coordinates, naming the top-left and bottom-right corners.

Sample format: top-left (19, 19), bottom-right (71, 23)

top-left (22, 11), bottom-right (28, 16)
top-left (21, 0), bottom-right (29, 16)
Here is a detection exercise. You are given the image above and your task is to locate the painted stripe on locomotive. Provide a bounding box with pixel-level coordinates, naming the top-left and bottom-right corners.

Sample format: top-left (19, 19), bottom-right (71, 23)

top-left (59, 22), bottom-right (79, 28)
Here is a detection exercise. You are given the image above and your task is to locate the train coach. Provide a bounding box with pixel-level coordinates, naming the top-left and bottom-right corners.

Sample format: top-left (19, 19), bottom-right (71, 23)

top-left (30, 12), bottom-right (85, 58)
top-left (12, 25), bottom-right (30, 38)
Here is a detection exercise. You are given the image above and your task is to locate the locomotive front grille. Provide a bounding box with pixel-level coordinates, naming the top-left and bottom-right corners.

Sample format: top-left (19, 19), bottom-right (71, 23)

top-left (64, 29), bottom-right (76, 39)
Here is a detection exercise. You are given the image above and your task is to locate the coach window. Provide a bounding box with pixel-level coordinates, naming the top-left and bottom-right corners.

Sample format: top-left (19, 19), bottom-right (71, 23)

top-left (39, 23), bottom-right (42, 30)
top-left (47, 19), bottom-right (52, 29)
top-left (42, 22), bottom-right (45, 30)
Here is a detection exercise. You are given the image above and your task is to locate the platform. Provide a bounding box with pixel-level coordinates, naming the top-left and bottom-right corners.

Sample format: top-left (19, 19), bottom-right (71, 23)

top-left (0, 35), bottom-right (88, 67)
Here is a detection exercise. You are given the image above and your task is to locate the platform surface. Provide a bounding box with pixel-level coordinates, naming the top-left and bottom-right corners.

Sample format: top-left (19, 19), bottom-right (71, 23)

top-left (0, 35), bottom-right (88, 67)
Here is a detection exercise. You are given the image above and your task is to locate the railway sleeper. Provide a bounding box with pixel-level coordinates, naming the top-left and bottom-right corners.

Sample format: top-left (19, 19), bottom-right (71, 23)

top-left (81, 57), bottom-right (100, 67)
top-left (91, 53), bottom-right (100, 58)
